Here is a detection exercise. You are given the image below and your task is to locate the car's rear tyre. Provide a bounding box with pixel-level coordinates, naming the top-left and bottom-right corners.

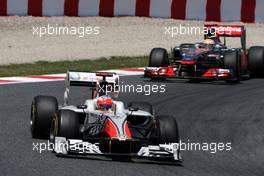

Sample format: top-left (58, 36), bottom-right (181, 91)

top-left (30, 96), bottom-right (58, 139)
top-left (50, 110), bottom-right (80, 142)
top-left (156, 115), bottom-right (179, 144)
top-left (128, 101), bottom-right (153, 115)
top-left (248, 46), bottom-right (264, 76)
top-left (224, 50), bottom-right (241, 83)
top-left (149, 48), bottom-right (169, 67)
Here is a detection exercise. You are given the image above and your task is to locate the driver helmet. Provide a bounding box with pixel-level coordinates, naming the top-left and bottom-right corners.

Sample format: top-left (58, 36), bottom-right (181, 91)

top-left (203, 39), bottom-right (215, 45)
top-left (97, 95), bottom-right (113, 111)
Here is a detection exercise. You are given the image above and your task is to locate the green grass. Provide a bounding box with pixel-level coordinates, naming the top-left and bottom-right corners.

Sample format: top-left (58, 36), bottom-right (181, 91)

top-left (0, 56), bottom-right (148, 77)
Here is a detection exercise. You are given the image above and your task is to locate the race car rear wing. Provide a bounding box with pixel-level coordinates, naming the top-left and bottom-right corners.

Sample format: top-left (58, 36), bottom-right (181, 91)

top-left (66, 71), bottom-right (119, 87)
top-left (204, 24), bottom-right (246, 50)
top-left (64, 71), bottom-right (119, 105)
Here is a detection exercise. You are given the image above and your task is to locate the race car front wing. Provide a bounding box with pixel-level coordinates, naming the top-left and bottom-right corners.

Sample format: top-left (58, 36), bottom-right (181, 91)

top-left (54, 137), bottom-right (182, 164)
top-left (144, 66), bottom-right (232, 80)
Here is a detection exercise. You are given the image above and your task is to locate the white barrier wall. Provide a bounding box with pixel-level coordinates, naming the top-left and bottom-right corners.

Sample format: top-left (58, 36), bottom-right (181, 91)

top-left (0, 0), bottom-right (263, 23)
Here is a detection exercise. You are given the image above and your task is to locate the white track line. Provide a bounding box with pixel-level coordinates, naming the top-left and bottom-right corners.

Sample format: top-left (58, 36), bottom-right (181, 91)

top-left (0, 68), bottom-right (144, 85)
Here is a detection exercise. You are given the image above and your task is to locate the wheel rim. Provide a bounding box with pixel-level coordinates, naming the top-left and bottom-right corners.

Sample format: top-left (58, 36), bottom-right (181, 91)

top-left (50, 114), bottom-right (58, 144)
top-left (50, 118), bottom-right (55, 143)
top-left (30, 103), bottom-right (36, 134)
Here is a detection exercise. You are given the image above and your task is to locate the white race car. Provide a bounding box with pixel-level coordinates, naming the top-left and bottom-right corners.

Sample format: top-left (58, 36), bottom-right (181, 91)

top-left (30, 71), bottom-right (181, 164)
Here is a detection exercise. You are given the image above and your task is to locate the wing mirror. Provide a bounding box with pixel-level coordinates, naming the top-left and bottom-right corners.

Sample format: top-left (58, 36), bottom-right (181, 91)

top-left (129, 107), bottom-right (139, 111)
top-left (77, 105), bottom-right (88, 109)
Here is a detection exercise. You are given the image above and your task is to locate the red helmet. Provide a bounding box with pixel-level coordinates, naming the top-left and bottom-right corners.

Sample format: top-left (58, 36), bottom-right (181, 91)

top-left (97, 95), bottom-right (113, 111)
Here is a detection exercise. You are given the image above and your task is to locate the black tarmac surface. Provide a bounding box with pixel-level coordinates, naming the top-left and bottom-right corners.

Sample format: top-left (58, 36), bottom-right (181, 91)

top-left (0, 76), bottom-right (263, 176)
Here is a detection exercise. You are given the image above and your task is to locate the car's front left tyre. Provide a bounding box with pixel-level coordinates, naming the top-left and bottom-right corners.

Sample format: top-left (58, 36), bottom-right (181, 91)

top-left (156, 115), bottom-right (179, 144)
top-left (224, 50), bottom-right (241, 83)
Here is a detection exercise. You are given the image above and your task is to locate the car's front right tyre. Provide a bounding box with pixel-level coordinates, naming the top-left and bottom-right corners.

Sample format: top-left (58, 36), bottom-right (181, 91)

top-left (149, 48), bottom-right (169, 67)
top-left (50, 109), bottom-right (80, 143)
top-left (30, 96), bottom-right (58, 139)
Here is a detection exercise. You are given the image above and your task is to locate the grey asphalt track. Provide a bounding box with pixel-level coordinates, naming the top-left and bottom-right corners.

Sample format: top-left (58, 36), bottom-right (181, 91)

top-left (0, 75), bottom-right (264, 176)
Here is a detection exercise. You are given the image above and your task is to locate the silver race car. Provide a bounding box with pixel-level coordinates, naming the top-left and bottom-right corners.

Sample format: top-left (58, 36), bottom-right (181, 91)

top-left (30, 71), bottom-right (182, 164)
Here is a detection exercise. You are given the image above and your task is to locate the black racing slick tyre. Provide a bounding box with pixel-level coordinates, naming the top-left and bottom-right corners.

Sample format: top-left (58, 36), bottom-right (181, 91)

top-left (128, 101), bottom-right (153, 115)
top-left (149, 48), bottom-right (169, 67)
top-left (156, 115), bottom-right (179, 144)
top-left (248, 46), bottom-right (264, 76)
top-left (50, 110), bottom-right (79, 142)
top-left (30, 96), bottom-right (58, 139)
top-left (224, 50), bottom-right (241, 83)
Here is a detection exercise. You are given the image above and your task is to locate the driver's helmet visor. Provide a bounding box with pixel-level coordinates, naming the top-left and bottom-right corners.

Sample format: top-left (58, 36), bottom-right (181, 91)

top-left (98, 103), bottom-right (112, 110)
top-left (207, 28), bottom-right (216, 38)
